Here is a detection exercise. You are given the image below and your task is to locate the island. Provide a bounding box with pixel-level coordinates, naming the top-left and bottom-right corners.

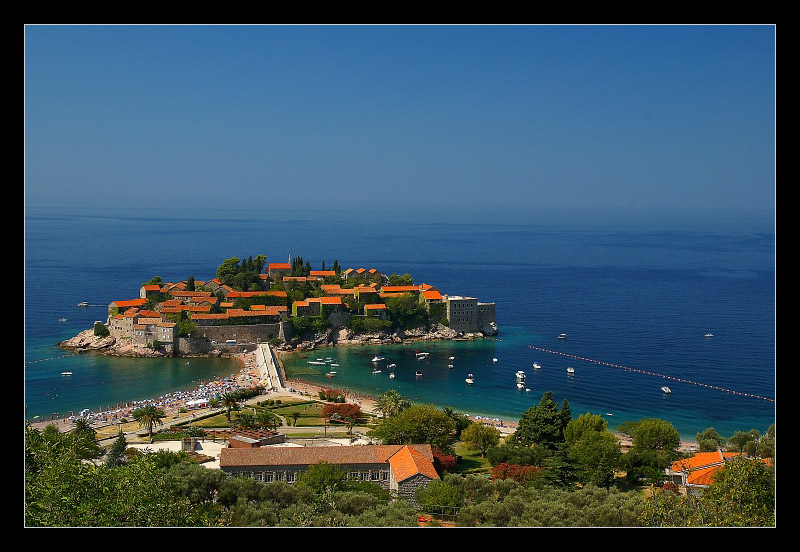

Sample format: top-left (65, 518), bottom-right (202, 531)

top-left (60, 254), bottom-right (497, 358)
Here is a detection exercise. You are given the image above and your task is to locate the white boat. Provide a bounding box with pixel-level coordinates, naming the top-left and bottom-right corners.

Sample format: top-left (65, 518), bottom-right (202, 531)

top-left (558, 333), bottom-right (567, 340)
top-left (330, 363), bottom-right (340, 367)
top-left (661, 386), bottom-right (672, 394)
top-left (77, 301), bottom-right (88, 307)
top-left (516, 381), bottom-right (525, 389)
top-left (465, 374), bottom-right (474, 385)
top-left (516, 370), bottom-right (526, 380)
top-left (389, 372), bottom-right (395, 379)
top-left (388, 363), bottom-right (396, 369)
top-left (416, 352), bottom-right (429, 359)
top-left (567, 367), bottom-right (575, 374)
top-left (58, 318), bottom-right (67, 322)
top-left (449, 356), bottom-right (455, 360)
top-left (448, 364), bottom-right (454, 368)
top-left (372, 356), bottom-right (386, 362)
top-left (533, 362), bottom-right (541, 369)
top-left (492, 358), bottom-right (498, 363)
top-left (61, 371), bottom-right (73, 376)
top-left (372, 369), bottom-right (382, 374)
top-left (704, 333), bottom-right (713, 338)
top-left (416, 370), bottom-right (423, 377)
top-left (308, 361), bottom-right (327, 365)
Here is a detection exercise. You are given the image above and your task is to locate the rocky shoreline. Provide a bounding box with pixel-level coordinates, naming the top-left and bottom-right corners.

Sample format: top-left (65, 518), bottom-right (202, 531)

top-left (274, 322), bottom-right (494, 353)
top-left (60, 322), bottom-right (496, 358)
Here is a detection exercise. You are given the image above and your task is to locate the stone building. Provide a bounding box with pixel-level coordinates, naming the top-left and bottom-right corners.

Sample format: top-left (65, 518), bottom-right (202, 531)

top-left (219, 444), bottom-right (439, 505)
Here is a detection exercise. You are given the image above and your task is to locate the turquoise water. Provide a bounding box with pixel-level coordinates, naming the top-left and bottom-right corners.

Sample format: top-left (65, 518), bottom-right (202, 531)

top-left (25, 207), bottom-right (775, 440)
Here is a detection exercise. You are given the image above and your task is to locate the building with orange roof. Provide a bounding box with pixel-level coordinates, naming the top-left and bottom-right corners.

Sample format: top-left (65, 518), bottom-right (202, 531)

top-left (219, 444), bottom-right (438, 504)
top-left (667, 450), bottom-right (772, 494)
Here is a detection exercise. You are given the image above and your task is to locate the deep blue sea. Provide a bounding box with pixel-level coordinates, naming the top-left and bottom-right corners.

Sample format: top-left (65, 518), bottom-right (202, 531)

top-left (24, 207), bottom-right (775, 441)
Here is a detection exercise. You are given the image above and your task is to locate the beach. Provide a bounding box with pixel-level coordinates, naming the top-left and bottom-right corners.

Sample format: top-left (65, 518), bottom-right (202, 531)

top-left (30, 347), bottom-right (704, 451)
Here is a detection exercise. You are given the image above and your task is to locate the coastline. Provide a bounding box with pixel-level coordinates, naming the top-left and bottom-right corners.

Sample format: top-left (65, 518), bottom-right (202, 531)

top-left (32, 342), bottom-right (699, 452)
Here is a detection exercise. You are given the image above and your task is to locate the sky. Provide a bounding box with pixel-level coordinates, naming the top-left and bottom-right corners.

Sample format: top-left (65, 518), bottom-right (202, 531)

top-left (24, 25), bottom-right (775, 224)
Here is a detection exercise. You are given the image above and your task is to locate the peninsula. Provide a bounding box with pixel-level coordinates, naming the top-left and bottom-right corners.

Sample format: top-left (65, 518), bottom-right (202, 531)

top-left (60, 255), bottom-right (497, 358)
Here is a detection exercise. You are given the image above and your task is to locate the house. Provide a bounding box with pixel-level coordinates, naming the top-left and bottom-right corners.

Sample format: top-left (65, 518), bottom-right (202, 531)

top-left (268, 263), bottom-right (292, 278)
top-left (666, 450), bottom-right (772, 495)
top-left (219, 444), bottom-right (438, 504)
top-left (364, 304), bottom-right (388, 319)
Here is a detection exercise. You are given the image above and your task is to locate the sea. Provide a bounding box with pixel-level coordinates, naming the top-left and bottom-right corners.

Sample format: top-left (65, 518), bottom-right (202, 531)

top-left (24, 206), bottom-right (776, 441)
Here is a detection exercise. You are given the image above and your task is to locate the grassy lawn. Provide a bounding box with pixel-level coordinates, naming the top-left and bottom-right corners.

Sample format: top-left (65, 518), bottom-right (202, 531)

top-left (453, 442), bottom-right (493, 475)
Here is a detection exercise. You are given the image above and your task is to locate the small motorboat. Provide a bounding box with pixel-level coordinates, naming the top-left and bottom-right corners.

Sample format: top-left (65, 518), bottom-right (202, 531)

top-left (558, 333), bottom-right (567, 340)
top-left (372, 355), bottom-right (386, 362)
top-left (448, 364), bottom-right (454, 368)
top-left (449, 356), bottom-right (455, 360)
top-left (372, 369), bottom-right (382, 374)
top-left (61, 371), bottom-right (73, 376)
top-left (416, 370), bottom-right (423, 377)
top-left (516, 382), bottom-right (525, 389)
top-left (388, 363), bottom-right (396, 369)
top-left (58, 318), bottom-right (67, 322)
top-left (533, 362), bottom-right (541, 369)
top-left (704, 333), bottom-right (713, 338)
top-left (77, 301), bottom-right (88, 307)
top-left (416, 352), bottom-right (429, 359)
top-left (465, 374), bottom-right (474, 385)
top-left (389, 372), bottom-right (395, 379)
top-left (516, 370), bottom-right (526, 380)
top-left (492, 358), bottom-right (498, 363)
top-left (661, 386), bottom-right (672, 394)
top-left (567, 367), bottom-right (575, 374)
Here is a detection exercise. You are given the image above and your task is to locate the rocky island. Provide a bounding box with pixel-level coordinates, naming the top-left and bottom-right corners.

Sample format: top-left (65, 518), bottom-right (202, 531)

top-left (60, 254), bottom-right (497, 358)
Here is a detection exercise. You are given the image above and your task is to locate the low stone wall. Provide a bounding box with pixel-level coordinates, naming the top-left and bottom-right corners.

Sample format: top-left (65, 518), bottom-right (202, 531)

top-left (194, 323), bottom-right (282, 345)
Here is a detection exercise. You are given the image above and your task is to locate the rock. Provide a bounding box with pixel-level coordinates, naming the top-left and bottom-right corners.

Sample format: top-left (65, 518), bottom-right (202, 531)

top-left (480, 321), bottom-right (498, 336)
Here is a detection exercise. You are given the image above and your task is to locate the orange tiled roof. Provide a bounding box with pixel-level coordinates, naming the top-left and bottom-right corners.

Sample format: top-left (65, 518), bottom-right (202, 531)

top-left (112, 299), bottom-right (147, 308)
top-left (364, 304), bottom-right (387, 310)
top-left (309, 270), bottom-right (336, 276)
top-left (268, 263), bottom-right (291, 270)
top-left (219, 444), bottom-right (438, 483)
top-left (423, 290), bottom-right (443, 301)
top-left (381, 286), bottom-right (419, 293)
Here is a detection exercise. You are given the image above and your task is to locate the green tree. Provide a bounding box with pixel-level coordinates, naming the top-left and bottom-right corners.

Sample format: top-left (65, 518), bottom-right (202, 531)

top-left (296, 462), bottom-right (348, 493)
top-left (132, 405), bottom-right (166, 442)
top-left (415, 479), bottom-right (463, 512)
top-left (218, 392), bottom-right (243, 423)
top-left (569, 430), bottom-right (622, 488)
top-left (564, 412), bottom-right (607, 444)
top-left (369, 404), bottom-right (456, 454)
top-left (696, 427), bottom-right (727, 452)
top-left (375, 389), bottom-right (410, 418)
top-left (216, 257), bottom-right (241, 286)
top-left (514, 391), bottom-right (571, 449)
top-left (256, 410), bottom-right (282, 430)
top-left (93, 321), bottom-right (110, 337)
top-left (105, 431), bottom-right (129, 468)
top-left (460, 422), bottom-right (500, 457)
top-left (697, 456), bottom-right (775, 526)
top-left (727, 429), bottom-right (760, 454)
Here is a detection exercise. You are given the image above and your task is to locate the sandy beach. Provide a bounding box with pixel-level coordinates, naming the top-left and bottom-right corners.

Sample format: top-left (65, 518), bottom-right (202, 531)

top-left (29, 347), bottom-right (697, 450)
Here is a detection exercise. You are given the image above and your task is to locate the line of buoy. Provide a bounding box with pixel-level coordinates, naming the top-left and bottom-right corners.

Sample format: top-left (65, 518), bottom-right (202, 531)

top-left (25, 355), bottom-right (73, 364)
top-left (527, 345), bottom-right (774, 403)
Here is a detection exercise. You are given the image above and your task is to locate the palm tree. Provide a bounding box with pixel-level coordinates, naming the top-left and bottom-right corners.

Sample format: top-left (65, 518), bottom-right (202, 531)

top-left (232, 412), bottom-right (256, 430)
top-left (218, 392), bottom-right (243, 423)
top-left (376, 389), bottom-right (408, 418)
top-left (132, 405), bottom-right (165, 442)
top-left (256, 410), bottom-right (282, 430)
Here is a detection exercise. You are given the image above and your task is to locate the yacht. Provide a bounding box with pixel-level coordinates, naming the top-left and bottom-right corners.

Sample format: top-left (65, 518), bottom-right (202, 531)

top-left (465, 374), bottom-right (474, 385)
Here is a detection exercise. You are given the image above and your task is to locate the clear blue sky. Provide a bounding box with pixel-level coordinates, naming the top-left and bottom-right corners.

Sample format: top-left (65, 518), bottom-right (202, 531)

top-left (24, 25), bottom-right (775, 223)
